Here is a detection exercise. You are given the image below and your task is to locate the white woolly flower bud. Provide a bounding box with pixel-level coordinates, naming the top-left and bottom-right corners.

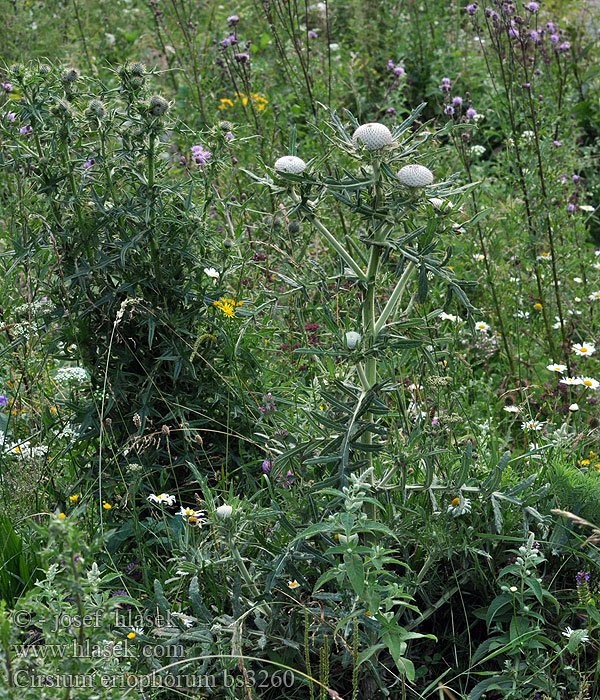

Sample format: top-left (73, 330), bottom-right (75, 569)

top-left (216, 504), bottom-right (233, 520)
top-left (274, 156), bottom-right (307, 174)
top-left (352, 123), bottom-right (393, 151)
top-left (429, 197), bottom-right (452, 210)
top-left (345, 331), bottom-right (362, 349)
top-left (398, 164), bottom-right (434, 187)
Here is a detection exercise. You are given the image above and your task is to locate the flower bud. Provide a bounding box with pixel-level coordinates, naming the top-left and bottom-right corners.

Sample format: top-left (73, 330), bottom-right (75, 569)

top-left (345, 331), bottom-right (362, 349)
top-left (398, 164), bottom-right (434, 187)
top-left (352, 122), bottom-right (393, 151)
top-left (216, 504), bottom-right (233, 520)
top-left (149, 95), bottom-right (169, 116)
top-left (274, 155), bottom-right (307, 174)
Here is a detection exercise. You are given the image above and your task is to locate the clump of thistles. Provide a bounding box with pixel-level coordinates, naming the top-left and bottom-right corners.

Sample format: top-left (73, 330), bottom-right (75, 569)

top-left (352, 123), bottom-right (394, 151)
top-left (398, 164), bottom-right (434, 187)
top-left (274, 155), bottom-right (307, 174)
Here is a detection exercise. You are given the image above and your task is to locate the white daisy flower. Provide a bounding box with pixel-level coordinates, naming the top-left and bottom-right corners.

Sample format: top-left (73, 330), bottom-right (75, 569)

top-left (562, 627), bottom-right (590, 643)
top-left (546, 363), bottom-right (567, 373)
top-left (288, 579), bottom-right (300, 589)
top-left (537, 252), bottom-right (551, 261)
top-left (560, 377), bottom-right (582, 386)
top-left (580, 205), bottom-right (595, 212)
top-left (447, 496), bottom-right (472, 517)
top-left (475, 321), bottom-right (490, 331)
top-left (439, 312), bottom-right (461, 322)
top-left (588, 291), bottom-right (600, 301)
top-left (503, 405), bottom-right (520, 413)
top-left (569, 403), bottom-right (580, 412)
top-left (552, 316), bottom-right (564, 329)
top-left (177, 506), bottom-right (205, 519)
top-left (573, 343), bottom-right (596, 357)
top-left (521, 419), bottom-right (543, 432)
top-left (473, 254), bottom-right (485, 262)
top-left (178, 615), bottom-right (194, 628)
top-left (579, 377), bottom-right (599, 390)
top-left (593, 263), bottom-right (600, 271)
top-left (573, 277), bottom-right (583, 283)
top-left (204, 267), bottom-right (220, 279)
top-left (147, 493), bottom-right (176, 506)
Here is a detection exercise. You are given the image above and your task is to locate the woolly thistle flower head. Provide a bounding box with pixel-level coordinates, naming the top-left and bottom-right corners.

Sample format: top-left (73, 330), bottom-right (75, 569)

top-left (129, 62), bottom-right (146, 77)
top-left (61, 68), bottom-right (79, 84)
top-left (398, 164), bottom-right (434, 187)
top-left (86, 100), bottom-right (106, 121)
top-left (345, 331), bottom-right (362, 349)
top-left (274, 155), bottom-right (307, 174)
top-left (352, 123), bottom-right (394, 151)
top-left (148, 95), bottom-right (169, 117)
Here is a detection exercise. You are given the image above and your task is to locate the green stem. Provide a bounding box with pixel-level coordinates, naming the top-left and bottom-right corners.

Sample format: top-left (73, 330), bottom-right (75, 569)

top-left (374, 262), bottom-right (414, 336)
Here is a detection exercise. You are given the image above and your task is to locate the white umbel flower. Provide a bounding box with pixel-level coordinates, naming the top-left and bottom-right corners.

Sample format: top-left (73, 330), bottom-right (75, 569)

top-left (398, 164), bottom-right (434, 187)
top-left (352, 123), bottom-right (393, 151)
top-left (345, 331), bottom-right (362, 349)
top-left (274, 156), bottom-right (307, 174)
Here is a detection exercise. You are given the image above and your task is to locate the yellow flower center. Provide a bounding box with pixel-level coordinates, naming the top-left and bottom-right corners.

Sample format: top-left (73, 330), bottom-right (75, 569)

top-left (451, 497), bottom-right (460, 507)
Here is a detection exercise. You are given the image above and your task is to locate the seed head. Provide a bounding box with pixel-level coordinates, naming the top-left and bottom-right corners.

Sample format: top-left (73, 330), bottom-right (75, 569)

top-left (274, 155), bottom-right (307, 174)
top-left (352, 122), bottom-right (393, 151)
top-left (398, 164), bottom-right (434, 187)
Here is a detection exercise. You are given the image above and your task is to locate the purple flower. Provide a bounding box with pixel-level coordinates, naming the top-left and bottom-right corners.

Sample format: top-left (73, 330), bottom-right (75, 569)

top-left (19, 125), bottom-right (32, 135)
top-left (567, 203), bottom-right (576, 212)
top-left (261, 460), bottom-right (272, 473)
top-left (444, 104), bottom-right (455, 115)
top-left (576, 570), bottom-right (590, 586)
top-left (440, 77), bottom-right (451, 92)
top-left (220, 34), bottom-right (237, 47)
top-left (466, 107), bottom-right (477, 119)
top-left (83, 158), bottom-right (96, 169)
top-left (485, 8), bottom-right (499, 20)
top-left (388, 59), bottom-right (395, 70)
top-left (234, 52), bottom-right (250, 64)
top-left (452, 96), bottom-right (463, 106)
top-left (386, 107), bottom-right (396, 114)
top-left (225, 131), bottom-right (233, 141)
top-left (572, 174), bottom-right (580, 182)
top-left (191, 145), bottom-right (212, 165)
top-left (525, 1), bottom-right (539, 11)
top-left (393, 65), bottom-right (405, 76)
top-left (558, 41), bottom-right (570, 53)
top-left (546, 21), bottom-right (556, 32)
top-left (227, 14), bottom-right (239, 25)
top-left (0, 395), bottom-right (8, 407)
top-left (549, 33), bottom-right (559, 43)
top-left (553, 140), bottom-right (562, 147)
top-left (6, 111), bottom-right (16, 122)
top-left (466, 3), bottom-right (478, 15)
top-left (308, 29), bottom-right (318, 39)
top-left (529, 29), bottom-right (540, 41)
top-left (508, 27), bottom-right (519, 38)
top-left (1, 81), bottom-right (13, 92)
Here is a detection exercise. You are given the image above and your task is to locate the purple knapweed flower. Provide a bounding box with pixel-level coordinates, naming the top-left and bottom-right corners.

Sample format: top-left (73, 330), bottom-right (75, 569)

top-left (567, 203), bottom-right (576, 212)
top-left (386, 107), bottom-right (396, 114)
top-left (485, 8), bottom-right (499, 20)
top-left (466, 107), bottom-right (477, 119)
top-left (508, 27), bottom-right (519, 38)
top-left (83, 158), bottom-right (96, 169)
top-left (452, 96), bottom-right (463, 106)
top-left (444, 105), bottom-right (455, 115)
top-left (19, 125), bottom-right (32, 135)
top-left (440, 77), bottom-right (451, 92)
top-left (1, 81), bottom-right (13, 92)
top-left (553, 140), bottom-right (562, 147)
top-left (558, 41), bottom-right (570, 53)
top-left (393, 65), bottom-right (405, 76)
top-left (549, 33), bottom-right (559, 43)
top-left (227, 14), bottom-right (239, 25)
top-left (191, 145), bottom-right (212, 165)
top-left (529, 29), bottom-right (540, 41)
top-left (261, 460), bottom-right (272, 473)
top-left (234, 52), bottom-right (250, 64)
top-left (6, 111), bottom-right (16, 122)
top-left (572, 174), bottom-right (580, 182)
top-left (525, 1), bottom-right (539, 11)
top-left (0, 395), bottom-right (8, 407)
top-left (308, 29), bottom-right (318, 39)
top-left (225, 131), bottom-right (233, 141)
top-left (546, 21), bottom-right (556, 32)
top-left (466, 3), bottom-right (478, 15)
top-left (220, 34), bottom-right (237, 47)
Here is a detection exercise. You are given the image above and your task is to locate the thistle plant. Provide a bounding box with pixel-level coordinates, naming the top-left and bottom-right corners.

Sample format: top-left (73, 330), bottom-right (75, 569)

top-left (247, 105), bottom-right (477, 491)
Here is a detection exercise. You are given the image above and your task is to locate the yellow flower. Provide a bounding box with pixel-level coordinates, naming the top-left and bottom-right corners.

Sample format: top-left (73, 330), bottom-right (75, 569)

top-left (69, 494), bottom-right (80, 502)
top-left (103, 501), bottom-right (113, 509)
top-left (213, 297), bottom-right (242, 318)
top-left (451, 497), bottom-right (460, 507)
top-left (219, 98), bottom-right (234, 109)
top-left (49, 406), bottom-right (58, 415)
top-left (533, 303), bottom-right (543, 310)
top-left (127, 632), bottom-right (136, 640)
top-left (581, 459), bottom-right (591, 466)
top-left (59, 513), bottom-right (66, 519)
top-left (287, 580), bottom-right (300, 589)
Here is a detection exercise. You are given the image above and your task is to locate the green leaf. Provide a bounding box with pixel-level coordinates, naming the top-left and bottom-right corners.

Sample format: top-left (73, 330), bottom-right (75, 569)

top-left (343, 553), bottom-right (364, 595)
